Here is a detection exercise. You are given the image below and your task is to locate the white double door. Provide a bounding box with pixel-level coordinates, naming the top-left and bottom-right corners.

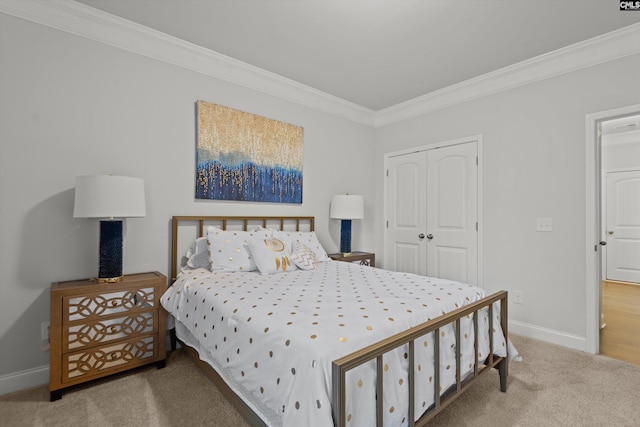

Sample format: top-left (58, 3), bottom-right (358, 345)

top-left (385, 141), bottom-right (478, 285)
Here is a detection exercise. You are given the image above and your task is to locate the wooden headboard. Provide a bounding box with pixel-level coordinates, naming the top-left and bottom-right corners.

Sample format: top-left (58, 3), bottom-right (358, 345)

top-left (170, 215), bottom-right (315, 282)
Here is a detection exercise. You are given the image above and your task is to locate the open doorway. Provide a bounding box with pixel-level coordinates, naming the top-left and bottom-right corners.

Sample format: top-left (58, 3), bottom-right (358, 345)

top-left (585, 105), bottom-right (640, 360)
top-left (599, 114), bottom-right (640, 365)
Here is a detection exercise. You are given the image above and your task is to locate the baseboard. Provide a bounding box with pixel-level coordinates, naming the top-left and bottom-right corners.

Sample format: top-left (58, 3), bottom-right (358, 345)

top-left (0, 365), bottom-right (49, 396)
top-left (0, 321), bottom-right (588, 396)
top-left (509, 319), bottom-right (587, 352)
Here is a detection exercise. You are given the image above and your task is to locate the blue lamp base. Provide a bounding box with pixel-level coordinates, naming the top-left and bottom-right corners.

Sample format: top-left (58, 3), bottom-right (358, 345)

top-left (99, 220), bottom-right (123, 282)
top-left (339, 219), bottom-right (352, 256)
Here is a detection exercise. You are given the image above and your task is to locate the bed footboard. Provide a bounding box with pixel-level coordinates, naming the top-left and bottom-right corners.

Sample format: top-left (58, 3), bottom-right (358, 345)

top-left (331, 291), bottom-right (508, 427)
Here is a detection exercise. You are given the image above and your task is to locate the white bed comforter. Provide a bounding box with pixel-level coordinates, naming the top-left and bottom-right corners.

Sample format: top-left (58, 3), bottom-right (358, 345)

top-left (161, 261), bottom-right (508, 426)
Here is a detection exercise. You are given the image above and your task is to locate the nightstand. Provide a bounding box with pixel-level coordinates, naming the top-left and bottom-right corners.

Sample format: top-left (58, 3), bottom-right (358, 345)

top-left (49, 271), bottom-right (167, 401)
top-left (328, 251), bottom-right (375, 267)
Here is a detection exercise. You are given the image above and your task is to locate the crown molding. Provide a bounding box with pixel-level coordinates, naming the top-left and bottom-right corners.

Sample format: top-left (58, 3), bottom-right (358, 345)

top-left (375, 23), bottom-right (640, 127)
top-left (2, 1), bottom-right (639, 128)
top-left (0, 0), bottom-right (376, 126)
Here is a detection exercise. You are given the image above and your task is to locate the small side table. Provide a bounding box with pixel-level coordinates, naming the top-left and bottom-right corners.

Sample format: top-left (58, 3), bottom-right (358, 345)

top-left (49, 271), bottom-right (167, 401)
top-left (328, 251), bottom-right (375, 267)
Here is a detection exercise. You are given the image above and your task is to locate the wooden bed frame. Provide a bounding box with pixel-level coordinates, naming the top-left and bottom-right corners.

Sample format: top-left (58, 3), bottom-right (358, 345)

top-left (168, 215), bottom-right (508, 427)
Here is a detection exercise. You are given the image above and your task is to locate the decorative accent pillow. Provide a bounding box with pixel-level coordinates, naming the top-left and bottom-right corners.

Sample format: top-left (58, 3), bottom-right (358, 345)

top-left (246, 238), bottom-right (297, 275)
top-left (290, 242), bottom-right (318, 270)
top-left (207, 228), bottom-right (271, 272)
top-left (274, 231), bottom-right (330, 262)
top-left (181, 236), bottom-right (210, 271)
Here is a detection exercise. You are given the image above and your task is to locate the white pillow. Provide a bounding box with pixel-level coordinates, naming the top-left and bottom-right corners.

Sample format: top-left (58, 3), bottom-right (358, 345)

top-left (290, 242), bottom-right (318, 270)
top-left (181, 236), bottom-right (210, 271)
top-left (274, 231), bottom-right (330, 262)
top-left (246, 238), bottom-right (297, 275)
top-left (207, 227), bottom-right (271, 272)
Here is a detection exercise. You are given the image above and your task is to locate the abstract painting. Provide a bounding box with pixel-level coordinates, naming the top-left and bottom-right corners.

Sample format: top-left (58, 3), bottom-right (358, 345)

top-left (195, 100), bottom-right (304, 204)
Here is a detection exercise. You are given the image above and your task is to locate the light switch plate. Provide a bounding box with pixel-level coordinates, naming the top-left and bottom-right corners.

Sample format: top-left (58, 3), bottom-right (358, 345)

top-left (536, 218), bottom-right (552, 232)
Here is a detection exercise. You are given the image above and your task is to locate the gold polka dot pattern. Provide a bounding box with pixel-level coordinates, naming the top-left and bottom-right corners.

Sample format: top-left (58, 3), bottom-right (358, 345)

top-left (161, 261), bottom-right (508, 426)
top-left (207, 227), bottom-right (272, 272)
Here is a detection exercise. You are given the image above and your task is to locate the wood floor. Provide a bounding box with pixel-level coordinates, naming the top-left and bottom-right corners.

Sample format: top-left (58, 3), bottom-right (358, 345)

top-left (600, 280), bottom-right (640, 366)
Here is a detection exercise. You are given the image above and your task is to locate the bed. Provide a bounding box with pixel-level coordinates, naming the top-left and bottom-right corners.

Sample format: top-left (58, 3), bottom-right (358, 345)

top-left (162, 215), bottom-right (511, 426)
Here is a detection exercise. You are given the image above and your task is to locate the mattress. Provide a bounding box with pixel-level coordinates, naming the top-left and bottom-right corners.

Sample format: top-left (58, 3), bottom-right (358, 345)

top-left (161, 261), bottom-right (508, 426)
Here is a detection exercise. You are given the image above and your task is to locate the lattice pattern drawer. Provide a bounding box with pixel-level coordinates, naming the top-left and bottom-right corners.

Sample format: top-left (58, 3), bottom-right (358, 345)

top-left (50, 272), bottom-right (167, 400)
top-left (64, 286), bottom-right (155, 322)
top-left (62, 335), bottom-right (157, 382)
top-left (65, 311), bottom-right (157, 351)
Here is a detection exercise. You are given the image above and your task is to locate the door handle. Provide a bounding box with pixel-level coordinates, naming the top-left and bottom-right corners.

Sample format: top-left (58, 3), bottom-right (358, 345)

top-left (599, 241), bottom-right (607, 246)
top-left (418, 233), bottom-right (425, 240)
top-left (426, 234), bottom-right (434, 240)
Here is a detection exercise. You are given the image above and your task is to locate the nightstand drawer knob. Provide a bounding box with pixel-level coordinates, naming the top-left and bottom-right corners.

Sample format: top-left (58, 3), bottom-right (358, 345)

top-left (111, 300), bottom-right (119, 307)
top-left (110, 325), bottom-right (117, 333)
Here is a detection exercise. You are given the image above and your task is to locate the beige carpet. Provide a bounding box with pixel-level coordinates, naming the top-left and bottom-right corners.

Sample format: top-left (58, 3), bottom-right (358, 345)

top-left (1, 334), bottom-right (639, 426)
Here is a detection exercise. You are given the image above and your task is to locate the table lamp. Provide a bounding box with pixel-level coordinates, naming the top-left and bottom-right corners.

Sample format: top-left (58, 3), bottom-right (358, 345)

top-left (330, 194), bottom-right (364, 256)
top-left (73, 175), bottom-right (146, 282)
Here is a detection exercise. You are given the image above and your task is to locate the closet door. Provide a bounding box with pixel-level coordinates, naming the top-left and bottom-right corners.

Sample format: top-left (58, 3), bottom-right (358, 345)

top-left (385, 141), bottom-right (478, 285)
top-left (426, 142), bottom-right (478, 285)
top-left (386, 151), bottom-right (428, 275)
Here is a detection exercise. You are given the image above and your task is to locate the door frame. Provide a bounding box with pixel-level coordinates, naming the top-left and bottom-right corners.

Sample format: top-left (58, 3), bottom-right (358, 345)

top-left (383, 134), bottom-right (484, 288)
top-left (585, 104), bottom-right (640, 354)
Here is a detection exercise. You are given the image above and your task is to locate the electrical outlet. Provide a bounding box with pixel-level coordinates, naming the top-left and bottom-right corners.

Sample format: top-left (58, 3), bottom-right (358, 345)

top-left (513, 291), bottom-right (524, 305)
top-left (41, 322), bottom-right (50, 351)
top-left (41, 322), bottom-right (50, 341)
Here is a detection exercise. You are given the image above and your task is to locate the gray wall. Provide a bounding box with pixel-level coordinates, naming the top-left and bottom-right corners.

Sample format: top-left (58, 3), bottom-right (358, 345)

top-left (374, 53), bottom-right (640, 344)
top-left (2, 6), bottom-right (639, 393)
top-left (0, 14), bottom-right (375, 385)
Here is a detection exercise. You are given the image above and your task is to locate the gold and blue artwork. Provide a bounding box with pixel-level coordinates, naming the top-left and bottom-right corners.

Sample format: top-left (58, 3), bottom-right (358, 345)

top-left (196, 100), bottom-right (304, 204)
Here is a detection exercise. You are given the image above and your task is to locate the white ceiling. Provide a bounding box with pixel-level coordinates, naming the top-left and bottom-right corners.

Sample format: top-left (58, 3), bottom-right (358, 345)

top-left (75, 0), bottom-right (639, 111)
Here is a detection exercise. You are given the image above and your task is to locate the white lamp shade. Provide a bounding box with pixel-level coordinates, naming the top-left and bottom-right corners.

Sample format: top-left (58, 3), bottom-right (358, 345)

top-left (73, 175), bottom-right (146, 218)
top-left (330, 194), bottom-right (364, 219)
